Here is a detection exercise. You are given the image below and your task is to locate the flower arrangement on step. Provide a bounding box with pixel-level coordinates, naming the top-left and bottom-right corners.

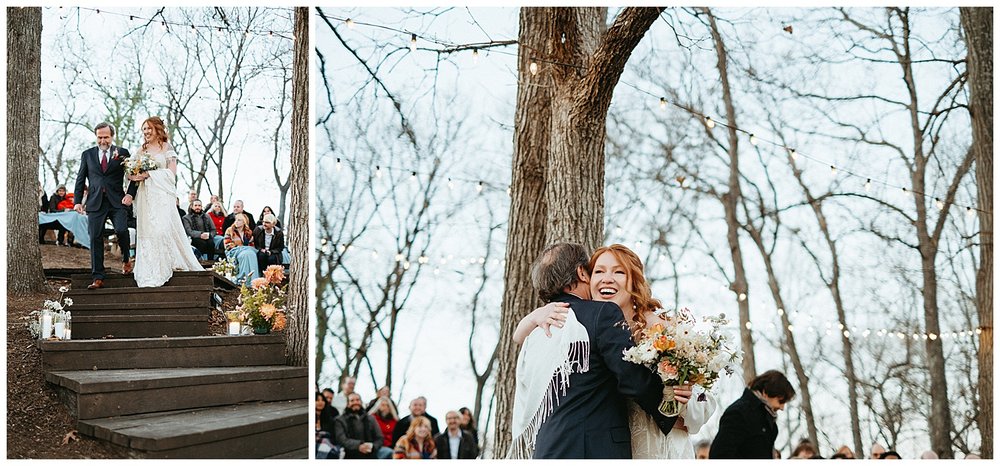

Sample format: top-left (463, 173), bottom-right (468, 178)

top-left (211, 257), bottom-right (237, 279)
top-left (236, 265), bottom-right (288, 334)
top-left (26, 286), bottom-right (74, 340)
top-left (622, 308), bottom-right (742, 416)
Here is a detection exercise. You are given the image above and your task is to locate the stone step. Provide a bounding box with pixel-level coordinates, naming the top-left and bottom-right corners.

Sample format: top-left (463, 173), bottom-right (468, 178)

top-left (66, 301), bottom-right (210, 316)
top-left (39, 335), bottom-right (287, 371)
top-left (47, 366), bottom-right (308, 420)
top-left (65, 285), bottom-right (214, 306)
top-left (78, 400), bottom-right (309, 459)
top-left (70, 271), bottom-right (214, 289)
top-left (71, 314), bottom-right (210, 339)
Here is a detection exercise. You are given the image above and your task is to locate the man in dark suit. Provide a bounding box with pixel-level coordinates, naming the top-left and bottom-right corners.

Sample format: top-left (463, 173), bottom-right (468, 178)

top-left (434, 411), bottom-right (479, 459)
top-left (515, 242), bottom-right (682, 459)
top-left (252, 213), bottom-right (285, 275)
top-left (221, 199), bottom-right (256, 234)
top-left (183, 199), bottom-right (217, 261)
top-left (392, 396), bottom-right (440, 445)
top-left (73, 122), bottom-right (138, 289)
top-left (709, 370), bottom-right (795, 459)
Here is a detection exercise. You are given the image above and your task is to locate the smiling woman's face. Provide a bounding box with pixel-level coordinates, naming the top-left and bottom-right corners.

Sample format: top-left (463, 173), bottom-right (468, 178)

top-left (590, 251), bottom-right (630, 310)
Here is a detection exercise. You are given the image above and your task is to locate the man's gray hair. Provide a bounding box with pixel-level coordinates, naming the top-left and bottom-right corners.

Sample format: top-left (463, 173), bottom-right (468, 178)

top-left (530, 242), bottom-right (590, 303)
top-left (263, 213), bottom-right (277, 223)
top-left (94, 122), bottom-right (115, 136)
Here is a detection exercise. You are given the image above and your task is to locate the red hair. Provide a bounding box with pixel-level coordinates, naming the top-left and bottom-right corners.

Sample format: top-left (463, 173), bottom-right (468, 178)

top-left (589, 244), bottom-right (663, 335)
top-left (141, 116), bottom-right (169, 152)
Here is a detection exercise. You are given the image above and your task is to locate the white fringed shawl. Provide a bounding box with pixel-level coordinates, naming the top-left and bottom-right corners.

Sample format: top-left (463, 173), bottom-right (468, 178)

top-left (506, 308), bottom-right (590, 459)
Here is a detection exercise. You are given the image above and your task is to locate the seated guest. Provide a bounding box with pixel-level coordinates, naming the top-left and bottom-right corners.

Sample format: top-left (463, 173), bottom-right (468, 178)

top-left (458, 407), bottom-right (479, 446)
top-left (222, 200), bottom-right (256, 234)
top-left (253, 214), bottom-right (285, 276)
top-left (208, 201), bottom-right (228, 256)
top-left (334, 393), bottom-right (393, 459)
top-left (392, 397), bottom-right (440, 445)
top-left (39, 186), bottom-right (69, 245)
top-left (393, 416), bottom-right (437, 459)
top-left (185, 190), bottom-right (198, 215)
top-left (223, 213), bottom-right (259, 283)
top-left (182, 200), bottom-right (217, 261)
top-left (256, 205), bottom-right (283, 229)
top-left (368, 395), bottom-right (399, 452)
top-left (433, 411), bottom-right (478, 459)
top-left (317, 391), bottom-right (339, 434)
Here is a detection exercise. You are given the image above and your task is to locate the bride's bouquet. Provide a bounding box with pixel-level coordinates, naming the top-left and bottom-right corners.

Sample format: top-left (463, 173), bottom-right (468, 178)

top-left (124, 153), bottom-right (159, 176)
top-left (622, 308), bottom-right (742, 416)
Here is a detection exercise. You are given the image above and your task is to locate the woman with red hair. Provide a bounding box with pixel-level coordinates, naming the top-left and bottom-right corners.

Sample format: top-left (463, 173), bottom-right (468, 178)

top-left (129, 116), bottom-right (204, 287)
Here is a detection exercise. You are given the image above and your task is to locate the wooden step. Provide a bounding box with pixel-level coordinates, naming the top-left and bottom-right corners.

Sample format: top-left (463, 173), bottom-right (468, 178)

top-left (39, 335), bottom-right (287, 371)
top-left (70, 271), bottom-right (213, 289)
top-left (65, 285), bottom-right (214, 306)
top-left (47, 366), bottom-right (308, 419)
top-left (65, 301), bottom-right (210, 316)
top-left (78, 400), bottom-right (308, 459)
top-left (71, 314), bottom-right (210, 339)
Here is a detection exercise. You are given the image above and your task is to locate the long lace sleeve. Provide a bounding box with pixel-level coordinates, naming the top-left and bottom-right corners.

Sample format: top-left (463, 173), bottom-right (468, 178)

top-left (680, 385), bottom-right (716, 435)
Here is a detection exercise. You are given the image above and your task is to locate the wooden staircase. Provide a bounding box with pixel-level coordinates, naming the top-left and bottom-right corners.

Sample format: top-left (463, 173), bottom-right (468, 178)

top-left (37, 271), bottom-right (308, 459)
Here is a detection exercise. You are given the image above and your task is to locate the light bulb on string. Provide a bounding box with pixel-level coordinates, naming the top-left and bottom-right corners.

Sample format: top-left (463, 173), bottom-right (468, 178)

top-left (659, 97), bottom-right (667, 110)
top-left (704, 116), bottom-right (715, 129)
top-left (788, 148), bottom-right (798, 161)
top-left (411, 171), bottom-right (418, 184)
top-left (738, 292), bottom-right (747, 302)
top-left (529, 62), bottom-right (539, 76)
top-left (335, 158), bottom-right (342, 172)
top-left (345, 18), bottom-right (354, 29)
top-left (375, 166), bottom-right (382, 178)
top-left (476, 181), bottom-right (484, 193)
top-left (749, 134), bottom-right (758, 146)
top-left (409, 33), bottom-right (417, 53)
top-left (472, 48), bottom-right (479, 64)
top-left (935, 198), bottom-right (944, 210)
top-left (864, 179), bottom-right (872, 192)
top-left (560, 32), bottom-right (566, 44)
top-left (447, 178), bottom-right (454, 190)
top-left (829, 165), bottom-right (837, 176)
top-left (967, 207), bottom-right (975, 217)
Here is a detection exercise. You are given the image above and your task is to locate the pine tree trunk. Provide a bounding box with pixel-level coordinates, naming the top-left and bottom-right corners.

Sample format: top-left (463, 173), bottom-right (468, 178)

top-left (960, 7), bottom-right (992, 459)
top-left (703, 8), bottom-right (757, 382)
top-left (284, 6), bottom-right (309, 367)
top-left (6, 7), bottom-right (48, 294)
top-left (492, 7), bottom-right (663, 457)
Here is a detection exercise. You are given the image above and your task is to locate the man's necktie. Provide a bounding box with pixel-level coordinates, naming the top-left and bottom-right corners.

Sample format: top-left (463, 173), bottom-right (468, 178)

top-left (101, 150), bottom-right (108, 172)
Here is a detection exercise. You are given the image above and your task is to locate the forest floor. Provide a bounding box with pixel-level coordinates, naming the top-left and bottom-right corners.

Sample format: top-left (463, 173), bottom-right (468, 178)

top-left (6, 244), bottom-right (234, 458)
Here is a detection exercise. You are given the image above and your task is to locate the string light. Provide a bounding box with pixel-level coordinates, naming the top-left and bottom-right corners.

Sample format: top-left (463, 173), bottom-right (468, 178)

top-left (659, 97), bottom-right (667, 110)
top-left (472, 48), bottom-right (479, 64)
top-left (789, 148), bottom-right (798, 161)
top-left (375, 166), bottom-right (382, 178)
top-left (749, 134), bottom-right (758, 146)
top-left (410, 33), bottom-right (418, 53)
top-left (529, 62), bottom-right (539, 75)
top-left (967, 207), bottom-right (975, 217)
top-left (704, 116), bottom-right (716, 129)
top-left (830, 165), bottom-right (837, 176)
top-left (864, 179), bottom-right (872, 192)
top-left (335, 158), bottom-right (342, 172)
top-left (70, 7), bottom-right (292, 40)
top-left (447, 178), bottom-right (454, 190)
top-left (476, 181), bottom-right (484, 193)
top-left (411, 171), bottom-right (418, 183)
top-left (935, 198), bottom-right (944, 210)
top-left (345, 18), bottom-right (354, 29)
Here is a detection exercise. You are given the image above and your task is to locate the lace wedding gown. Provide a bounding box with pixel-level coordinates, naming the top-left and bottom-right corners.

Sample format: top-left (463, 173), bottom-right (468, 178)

top-left (628, 384), bottom-right (716, 459)
top-left (133, 148), bottom-right (204, 287)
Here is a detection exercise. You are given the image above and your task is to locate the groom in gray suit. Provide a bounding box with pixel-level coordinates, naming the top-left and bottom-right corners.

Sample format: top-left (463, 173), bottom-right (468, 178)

top-left (73, 122), bottom-right (138, 289)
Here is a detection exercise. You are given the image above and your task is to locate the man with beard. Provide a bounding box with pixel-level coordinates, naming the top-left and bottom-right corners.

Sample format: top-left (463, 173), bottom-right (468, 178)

top-left (333, 393), bottom-right (392, 459)
top-left (182, 200), bottom-right (215, 260)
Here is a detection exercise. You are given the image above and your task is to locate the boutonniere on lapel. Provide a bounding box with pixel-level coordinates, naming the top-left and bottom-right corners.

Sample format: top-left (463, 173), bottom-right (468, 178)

top-left (111, 147), bottom-right (122, 161)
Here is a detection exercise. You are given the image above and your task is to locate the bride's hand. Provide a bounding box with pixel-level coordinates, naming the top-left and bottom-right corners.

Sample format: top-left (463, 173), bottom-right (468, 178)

top-left (127, 174), bottom-right (144, 181)
top-left (671, 384), bottom-right (694, 404)
top-left (530, 302), bottom-right (570, 337)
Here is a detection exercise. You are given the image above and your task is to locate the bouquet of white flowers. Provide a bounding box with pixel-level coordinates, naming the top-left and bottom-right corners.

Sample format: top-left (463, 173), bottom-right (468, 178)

top-left (124, 153), bottom-right (159, 176)
top-left (622, 308), bottom-right (742, 415)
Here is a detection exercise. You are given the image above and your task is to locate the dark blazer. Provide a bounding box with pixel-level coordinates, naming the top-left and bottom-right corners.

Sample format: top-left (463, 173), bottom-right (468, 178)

top-left (73, 146), bottom-right (136, 211)
top-left (434, 429), bottom-right (479, 459)
top-left (333, 410), bottom-right (384, 459)
top-left (183, 212), bottom-right (215, 239)
top-left (222, 211), bottom-right (256, 235)
top-left (252, 225), bottom-right (285, 253)
top-left (709, 388), bottom-right (778, 459)
top-left (392, 414), bottom-right (440, 445)
top-left (531, 293), bottom-right (677, 459)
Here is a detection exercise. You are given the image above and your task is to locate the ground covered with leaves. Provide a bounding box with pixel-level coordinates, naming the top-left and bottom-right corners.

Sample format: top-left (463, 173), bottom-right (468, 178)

top-left (6, 245), bottom-right (236, 458)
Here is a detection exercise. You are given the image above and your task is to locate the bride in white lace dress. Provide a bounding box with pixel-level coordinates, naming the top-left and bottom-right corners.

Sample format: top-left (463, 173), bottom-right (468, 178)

top-left (126, 117), bottom-right (203, 287)
top-left (517, 244), bottom-right (716, 459)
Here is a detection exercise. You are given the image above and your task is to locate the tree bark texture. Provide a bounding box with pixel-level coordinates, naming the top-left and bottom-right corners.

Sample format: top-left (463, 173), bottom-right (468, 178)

top-left (960, 7), bottom-right (992, 459)
top-left (7, 7), bottom-right (48, 294)
top-left (493, 7), bottom-right (663, 457)
top-left (284, 6), bottom-right (309, 367)
top-left (703, 8), bottom-right (757, 382)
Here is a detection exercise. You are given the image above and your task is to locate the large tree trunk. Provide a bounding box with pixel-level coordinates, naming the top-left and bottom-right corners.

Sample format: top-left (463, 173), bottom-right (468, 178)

top-left (492, 7), bottom-right (663, 457)
top-left (703, 8), bottom-right (757, 382)
top-left (284, 7), bottom-right (309, 367)
top-left (7, 7), bottom-right (48, 294)
top-left (960, 7), bottom-right (992, 459)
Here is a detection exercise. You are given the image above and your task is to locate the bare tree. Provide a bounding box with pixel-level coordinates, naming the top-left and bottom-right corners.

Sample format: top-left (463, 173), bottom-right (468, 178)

top-left (7, 7), bottom-right (48, 293)
top-left (494, 7), bottom-right (666, 456)
top-left (283, 6), bottom-right (309, 367)
top-left (959, 7), bottom-right (992, 458)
